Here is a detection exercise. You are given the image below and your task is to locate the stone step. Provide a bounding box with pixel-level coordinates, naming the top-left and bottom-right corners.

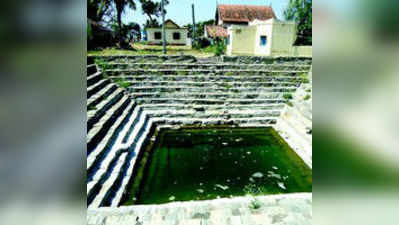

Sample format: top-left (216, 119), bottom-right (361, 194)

top-left (134, 98), bottom-right (286, 105)
top-left (106, 62), bottom-right (311, 70)
top-left (87, 83), bottom-right (117, 109)
top-left (128, 86), bottom-right (297, 94)
top-left (87, 96), bottom-right (131, 156)
top-left (106, 69), bottom-right (307, 76)
top-left (145, 109), bottom-right (281, 119)
top-left (152, 117), bottom-right (277, 126)
top-left (87, 106), bottom-right (144, 184)
top-left (88, 113), bottom-right (151, 208)
top-left (87, 72), bottom-right (103, 87)
top-left (140, 103), bottom-right (285, 111)
top-left (87, 90), bottom-right (126, 133)
top-left (87, 109), bottom-right (148, 188)
top-left (87, 101), bottom-right (135, 162)
top-left (87, 79), bottom-right (111, 99)
top-left (87, 64), bottom-right (98, 76)
top-left (90, 55), bottom-right (197, 64)
top-left (107, 119), bottom-right (154, 207)
top-left (125, 81), bottom-right (299, 88)
top-left (88, 152), bottom-right (129, 208)
top-left (111, 75), bottom-right (302, 83)
top-left (130, 92), bottom-right (287, 100)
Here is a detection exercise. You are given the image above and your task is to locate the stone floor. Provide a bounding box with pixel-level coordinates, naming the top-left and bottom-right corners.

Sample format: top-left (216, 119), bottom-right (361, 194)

top-left (87, 193), bottom-right (312, 225)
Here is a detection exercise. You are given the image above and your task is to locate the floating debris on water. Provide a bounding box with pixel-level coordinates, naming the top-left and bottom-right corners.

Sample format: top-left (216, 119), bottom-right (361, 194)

top-left (267, 171), bottom-right (282, 179)
top-left (246, 151), bottom-right (251, 155)
top-left (252, 172), bottom-right (264, 178)
top-left (169, 196), bottom-right (175, 201)
top-left (222, 142), bottom-right (228, 146)
top-left (235, 138), bottom-right (243, 142)
top-left (272, 166), bottom-right (278, 170)
top-left (196, 189), bottom-right (204, 193)
top-left (215, 184), bottom-right (229, 190)
top-left (277, 182), bottom-right (286, 190)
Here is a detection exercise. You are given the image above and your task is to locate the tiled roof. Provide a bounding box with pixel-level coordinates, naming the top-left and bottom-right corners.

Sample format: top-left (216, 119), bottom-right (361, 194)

top-left (218, 4), bottom-right (276, 23)
top-left (205, 25), bottom-right (228, 38)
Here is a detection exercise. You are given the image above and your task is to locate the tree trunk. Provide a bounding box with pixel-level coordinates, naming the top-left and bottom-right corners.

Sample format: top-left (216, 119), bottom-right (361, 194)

top-left (117, 10), bottom-right (123, 48)
top-left (147, 14), bottom-right (154, 25)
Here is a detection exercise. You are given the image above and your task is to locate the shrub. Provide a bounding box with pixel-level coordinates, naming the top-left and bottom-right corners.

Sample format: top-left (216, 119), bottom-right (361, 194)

top-left (300, 73), bottom-right (310, 83)
top-left (95, 58), bottom-right (111, 72)
top-left (194, 37), bottom-right (212, 49)
top-left (213, 39), bottom-right (226, 56)
top-left (283, 93), bottom-right (293, 100)
top-left (249, 198), bottom-right (263, 210)
top-left (115, 78), bottom-right (130, 89)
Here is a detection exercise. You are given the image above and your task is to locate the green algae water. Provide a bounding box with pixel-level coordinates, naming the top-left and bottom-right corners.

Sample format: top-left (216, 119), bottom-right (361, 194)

top-left (123, 127), bottom-right (312, 205)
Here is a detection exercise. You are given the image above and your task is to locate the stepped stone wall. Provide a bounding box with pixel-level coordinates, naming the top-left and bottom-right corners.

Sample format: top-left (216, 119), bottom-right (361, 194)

top-left (86, 55), bottom-right (312, 224)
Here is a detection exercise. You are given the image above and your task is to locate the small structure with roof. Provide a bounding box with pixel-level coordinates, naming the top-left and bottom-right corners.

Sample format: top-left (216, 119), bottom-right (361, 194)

top-left (205, 4), bottom-right (276, 39)
top-left (146, 19), bottom-right (189, 46)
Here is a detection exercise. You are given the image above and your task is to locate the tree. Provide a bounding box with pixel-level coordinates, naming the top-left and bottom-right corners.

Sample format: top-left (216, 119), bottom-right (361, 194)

top-left (88, 0), bottom-right (112, 22)
top-left (140, 0), bottom-right (169, 26)
top-left (284, 0), bottom-right (312, 45)
top-left (110, 0), bottom-right (137, 47)
top-left (185, 19), bottom-right (215, 38)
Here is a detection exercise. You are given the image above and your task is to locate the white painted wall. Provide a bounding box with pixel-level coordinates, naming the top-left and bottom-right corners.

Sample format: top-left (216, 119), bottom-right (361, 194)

top-left (146, 28), bottom-right (188, 45)
top-left (251, 20), bottom-right (274, 56)
top-left (227, 19), bottom-right (304, 57)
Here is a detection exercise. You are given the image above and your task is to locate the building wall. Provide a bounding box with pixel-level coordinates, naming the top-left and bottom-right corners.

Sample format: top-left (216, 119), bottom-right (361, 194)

top-left (146, 28), bottom-right (188, 45)
top-left (270, 21), bottom-right (296, 56)
top-left (227, 19), bottom-right (307, 57)
top-left (227, 26), bottom-right (256, 55)
top-left (292, 46), bottom-right (312, 57)
top-left (253, 21), bottom-right (273, 56)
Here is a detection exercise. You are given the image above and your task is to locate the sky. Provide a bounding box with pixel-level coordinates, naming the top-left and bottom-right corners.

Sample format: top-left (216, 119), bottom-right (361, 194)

top-left (123, 0), bottom-right (290, 27)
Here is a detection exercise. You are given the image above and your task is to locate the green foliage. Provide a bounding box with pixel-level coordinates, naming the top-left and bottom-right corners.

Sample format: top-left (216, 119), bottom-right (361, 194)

top-left (283, 93), bottom-right (293, 100)
top-left (115, 77), bottom-right (130, 88)
top-left (284, 0), bottom-right (312, 45)
top-left (185, 19), bottom-right (215, 39)
top-left (249, 198), bottom-right (263, 210)
top-left (244, 184), bottom-right (261, 195)
top-left (95, 58), bottom-right (110, 71)
top-left (306, 88), bottom-right (311, 92)
top-left (88, 0), bottom-right (112, 22)
top-left (286, 101), bottom-right (294, 107)
top-left (87, 21), bottom-right (93, 41)
top-left (88, 105), bottom-right (97, 111)
top-left (140, 0), bottom-right (169, 28)
top-left (177, 71), bottom-right (187, 75)
top-left (304, 94), bottom-right (311, 100)
top-left (225, 72), bottom-right (234, 76)
top-left (300, 73), bottom-right (310, 83)
top-left (224, 83), bottom-right (233, 89)
top-left (213, 39), bottom-right (226, 56)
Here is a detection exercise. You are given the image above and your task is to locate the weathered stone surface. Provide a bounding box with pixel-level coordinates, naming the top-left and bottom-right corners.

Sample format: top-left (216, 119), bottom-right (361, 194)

top-left (86, 56), bottom-right (312, 225)
top-left (87, 193), bottom-right (312, 225)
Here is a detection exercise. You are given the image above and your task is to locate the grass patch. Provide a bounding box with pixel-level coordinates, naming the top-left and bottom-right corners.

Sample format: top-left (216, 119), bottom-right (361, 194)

top-left (88, 44), bottom-right (214, 57)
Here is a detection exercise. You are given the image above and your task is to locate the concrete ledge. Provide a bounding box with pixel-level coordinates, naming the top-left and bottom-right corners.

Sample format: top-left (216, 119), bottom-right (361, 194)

top-left (87, 193), bottom-right (312, 225)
